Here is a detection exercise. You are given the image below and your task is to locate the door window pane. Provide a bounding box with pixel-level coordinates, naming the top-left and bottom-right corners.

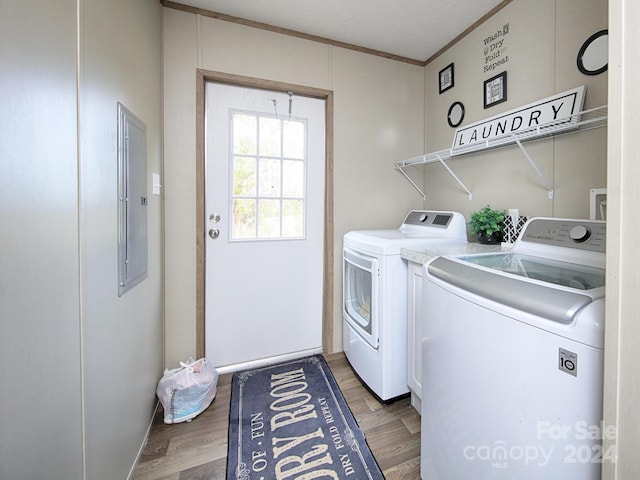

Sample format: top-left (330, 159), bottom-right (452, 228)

top-left (232, 156), bottom-right (256, 196)
top-left (230, 110), bottom-right (307, 241)
top-left (232, 199), bottom-right (256, 239)
top-left (259, 117), bottom-right (281, 156)
top-left (283, 120), bottom-right (305, 159)
top-left (258, 199), bottom-right (281, 238)
top-left (258, 158), bottom-right (281, 197)
top-left (282, 199), bottom-right (303, 237)
top-left (232, 114), bottom-right (257, 155)
top-left (282, 160), bottom-right (304, 198)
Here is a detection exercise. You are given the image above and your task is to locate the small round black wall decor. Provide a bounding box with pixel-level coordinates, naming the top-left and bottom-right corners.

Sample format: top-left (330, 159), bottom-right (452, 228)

top-left (577, 29), bottom-right (608, 75)
top-left (447, 101), bottom-right (465, 128)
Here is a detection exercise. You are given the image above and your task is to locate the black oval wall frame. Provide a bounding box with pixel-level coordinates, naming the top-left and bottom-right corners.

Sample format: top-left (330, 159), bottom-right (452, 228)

top-left (577, 29), bottom-right (608, 76)
top-left (447, 101), bottom-right (465, 128)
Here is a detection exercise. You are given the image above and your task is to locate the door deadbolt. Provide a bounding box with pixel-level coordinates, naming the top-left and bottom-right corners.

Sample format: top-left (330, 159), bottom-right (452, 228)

top-left (208, 228), bottom-right (220, 239)
top-left (209, 213), bottom-right (221, 223)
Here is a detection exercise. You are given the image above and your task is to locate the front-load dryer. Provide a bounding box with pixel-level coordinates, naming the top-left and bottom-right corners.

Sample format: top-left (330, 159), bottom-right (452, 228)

top-left (343, 210), bottom-right (467, 402)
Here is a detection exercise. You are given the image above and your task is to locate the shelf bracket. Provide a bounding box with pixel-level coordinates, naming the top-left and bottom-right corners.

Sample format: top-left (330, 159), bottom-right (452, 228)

top-left (435, 154), bottom-right (473, 200)
top-left (394, 163), bottom-right (426, 201)
top-left (513, 137), bottom-right (554, 199)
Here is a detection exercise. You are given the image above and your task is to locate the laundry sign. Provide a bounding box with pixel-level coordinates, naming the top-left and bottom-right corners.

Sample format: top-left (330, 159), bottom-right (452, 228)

top-left (451, 86), bottom-right (586, 155)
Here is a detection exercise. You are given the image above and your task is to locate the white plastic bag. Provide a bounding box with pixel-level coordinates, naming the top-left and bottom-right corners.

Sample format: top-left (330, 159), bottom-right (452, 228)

top-left (156, 357), bottom-right (219, 424)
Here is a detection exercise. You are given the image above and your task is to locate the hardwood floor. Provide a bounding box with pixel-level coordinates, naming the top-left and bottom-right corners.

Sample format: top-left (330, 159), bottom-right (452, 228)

top-left (132, 352), bottom-right (421, 479)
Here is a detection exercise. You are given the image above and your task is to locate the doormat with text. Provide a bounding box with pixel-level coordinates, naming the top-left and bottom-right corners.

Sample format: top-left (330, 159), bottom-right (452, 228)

top-left (226, 355), bottom-right (384, 479)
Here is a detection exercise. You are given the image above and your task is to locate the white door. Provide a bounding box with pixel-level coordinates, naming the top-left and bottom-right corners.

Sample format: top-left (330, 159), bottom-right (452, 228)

top-left (204, 82), bottom-right (325, 369)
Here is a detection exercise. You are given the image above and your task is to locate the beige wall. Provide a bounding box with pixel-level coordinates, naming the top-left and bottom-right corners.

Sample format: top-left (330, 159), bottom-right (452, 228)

top-left (80, 1), bottom-right (164, 478)
top-left (1, 1), bottom-right (83, 478)
top-left (0, 1), bottom-right (163, 479)
top-left (422, 0), bottom-right (608, 224)
top-left (162, 8), bottom-right (424, 363)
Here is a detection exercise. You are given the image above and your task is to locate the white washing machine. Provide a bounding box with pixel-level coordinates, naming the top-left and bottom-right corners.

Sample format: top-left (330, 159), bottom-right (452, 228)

top-left (421, 217), bottom-right (606, 479)
top-left (343, 210), bottom-right (467, 402)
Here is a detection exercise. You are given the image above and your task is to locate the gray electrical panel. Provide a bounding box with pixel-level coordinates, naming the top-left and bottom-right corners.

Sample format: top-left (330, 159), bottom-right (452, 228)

top-left (118, 103), bottom-right (147, 296)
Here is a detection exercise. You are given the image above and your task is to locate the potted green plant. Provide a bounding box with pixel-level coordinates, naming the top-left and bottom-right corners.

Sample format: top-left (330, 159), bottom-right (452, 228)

top-left (469, 205), bottom-right (507, 244)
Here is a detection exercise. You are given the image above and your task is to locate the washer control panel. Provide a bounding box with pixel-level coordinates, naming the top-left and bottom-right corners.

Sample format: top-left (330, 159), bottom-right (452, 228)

top-left (520, 218), bottom-right (606, 252)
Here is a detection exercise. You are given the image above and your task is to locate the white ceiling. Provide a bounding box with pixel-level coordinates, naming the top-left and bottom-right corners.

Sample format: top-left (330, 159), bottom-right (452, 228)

top-left (169, 0), bottom-right (507, 62)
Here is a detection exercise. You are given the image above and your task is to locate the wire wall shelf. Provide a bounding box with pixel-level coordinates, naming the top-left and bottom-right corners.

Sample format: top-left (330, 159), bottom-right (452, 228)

top-left (395, 105), bottom-right (607, 200)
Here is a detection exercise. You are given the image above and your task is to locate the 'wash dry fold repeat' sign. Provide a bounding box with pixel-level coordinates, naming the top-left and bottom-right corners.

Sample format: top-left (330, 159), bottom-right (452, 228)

top-left (452, 86), bottom-right (586, 155)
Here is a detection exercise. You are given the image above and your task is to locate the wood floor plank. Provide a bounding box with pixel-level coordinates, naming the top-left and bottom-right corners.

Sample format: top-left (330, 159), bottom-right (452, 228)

top-left (382, 457), bottom-right (421, 480)
top-left (177, 459), bottom-right (221, 480)
top-left (132, 352), bottom-right (421, 479)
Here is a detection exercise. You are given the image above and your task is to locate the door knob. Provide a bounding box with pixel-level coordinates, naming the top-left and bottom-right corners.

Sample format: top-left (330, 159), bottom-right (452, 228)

top-left (209, 213), bottom-right (221, 223)
top-left (208, 228), bottom-right (220, 239)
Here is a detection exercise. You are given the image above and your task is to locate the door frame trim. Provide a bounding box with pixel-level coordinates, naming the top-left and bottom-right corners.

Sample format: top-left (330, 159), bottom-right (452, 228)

top-left (195, 69), bottom-right (334, 358)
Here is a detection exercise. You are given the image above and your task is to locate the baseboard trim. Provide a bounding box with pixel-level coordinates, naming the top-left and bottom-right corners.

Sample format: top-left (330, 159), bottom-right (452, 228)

top-left (127, 400), bottom-right (160, 480)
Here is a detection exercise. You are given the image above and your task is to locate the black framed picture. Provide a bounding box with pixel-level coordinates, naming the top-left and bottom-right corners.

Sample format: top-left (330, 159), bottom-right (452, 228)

top-left (439, 63), bottom-right (454, 94)
top-left (484, 71), bottom-right (507, 108)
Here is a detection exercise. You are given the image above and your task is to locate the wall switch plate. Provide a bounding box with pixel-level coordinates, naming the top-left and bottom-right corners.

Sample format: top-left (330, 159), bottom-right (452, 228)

top-left (152, 173), bottom-right (161, 196)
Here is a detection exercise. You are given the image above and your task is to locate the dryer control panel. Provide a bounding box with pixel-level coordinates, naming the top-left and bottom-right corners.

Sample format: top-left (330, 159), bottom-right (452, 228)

top-left (519, 218), bottom-right (606, 253)
top-left (399, 210), bottom-right (467, 239)
top-left (403, 210), bottom-right (452, 228)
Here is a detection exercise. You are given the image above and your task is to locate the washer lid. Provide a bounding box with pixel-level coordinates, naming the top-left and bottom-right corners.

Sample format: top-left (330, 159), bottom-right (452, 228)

top-left (427, 255), bottom-right (604, 325)
top-left (460, 252), bottom-right (605, 290)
